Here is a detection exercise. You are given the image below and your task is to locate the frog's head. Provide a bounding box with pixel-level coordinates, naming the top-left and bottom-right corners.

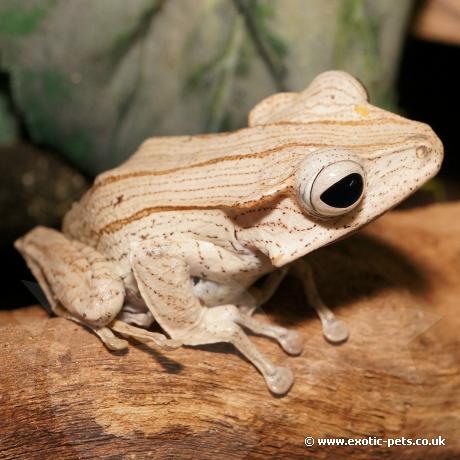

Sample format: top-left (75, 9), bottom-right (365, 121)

top-left (243, 71), bottom-right (443, 266)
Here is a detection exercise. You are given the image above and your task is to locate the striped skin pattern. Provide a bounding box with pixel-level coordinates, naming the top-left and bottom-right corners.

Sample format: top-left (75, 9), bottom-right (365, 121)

top-left (15, 71), bottom-right (443, 395)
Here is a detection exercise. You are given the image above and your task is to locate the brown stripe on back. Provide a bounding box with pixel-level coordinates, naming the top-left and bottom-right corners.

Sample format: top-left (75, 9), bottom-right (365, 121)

top-left (98, 189), bottom-right (294, 235)
top-left (92, 137), bottom-right (404, 193)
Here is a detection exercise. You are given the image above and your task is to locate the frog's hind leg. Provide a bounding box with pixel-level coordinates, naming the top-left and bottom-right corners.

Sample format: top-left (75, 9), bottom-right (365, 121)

top-left (14, 226), bottom-right (128, 351)
top-left (233, 312), bottom-right (304, 356)
top-left (111, 320), bottom-right (182, 351)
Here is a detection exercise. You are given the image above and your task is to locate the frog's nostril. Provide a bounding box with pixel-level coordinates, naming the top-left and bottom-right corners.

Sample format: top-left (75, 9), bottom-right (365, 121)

top-left (416, 145), bottom-right (429, 159)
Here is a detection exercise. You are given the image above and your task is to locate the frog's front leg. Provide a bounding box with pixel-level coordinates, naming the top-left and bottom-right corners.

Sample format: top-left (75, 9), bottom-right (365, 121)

top-left (130, 239), bottom-right (299, 395)
top-left (241, 261), bottom-right (348, 344)
top-left (239, 266), bottom-right (290, 316)
top-left (292, 259), bottom-right (349, 344)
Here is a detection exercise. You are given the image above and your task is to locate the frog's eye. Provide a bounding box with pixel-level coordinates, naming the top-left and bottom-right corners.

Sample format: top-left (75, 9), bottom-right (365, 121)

top-left (298, 160), bottom-right (365, 217)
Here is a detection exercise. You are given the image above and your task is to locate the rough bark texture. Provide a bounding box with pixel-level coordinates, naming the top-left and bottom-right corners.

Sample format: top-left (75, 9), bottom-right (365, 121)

top-left (1, 202), bottom-right (459, 459)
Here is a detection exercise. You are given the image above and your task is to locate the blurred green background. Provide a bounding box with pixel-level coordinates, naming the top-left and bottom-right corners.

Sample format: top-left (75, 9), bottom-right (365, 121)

top-left (0, 0), bottom-right (413, 173)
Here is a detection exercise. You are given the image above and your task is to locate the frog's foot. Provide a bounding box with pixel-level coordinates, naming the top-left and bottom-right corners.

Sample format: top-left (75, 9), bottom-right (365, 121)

top-left (92, 324), bottom-right (130, 351)
top-left (319, 315), bottom-right (349, 344)
top-left (237, 311), bottom-right (304, 355)
top-left (111, 320), bottom-right (182, 351)
top-left (177, 305), bottom-right (294, 395)
top-left (265, 366), bottom-right (294, 395)
top-left (117, 308), bottom-right (154, 328)
top-left (51, 304), bottom-right (130, 351)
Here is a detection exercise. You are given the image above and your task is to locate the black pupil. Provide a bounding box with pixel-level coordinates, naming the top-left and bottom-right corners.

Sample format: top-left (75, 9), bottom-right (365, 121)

top-left (320, 173), bottom-right (364, 208)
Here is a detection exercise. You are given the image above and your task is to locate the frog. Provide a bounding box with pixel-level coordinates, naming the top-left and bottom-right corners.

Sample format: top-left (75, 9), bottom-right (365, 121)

top-left (15, 71), bottom-right (443, 395)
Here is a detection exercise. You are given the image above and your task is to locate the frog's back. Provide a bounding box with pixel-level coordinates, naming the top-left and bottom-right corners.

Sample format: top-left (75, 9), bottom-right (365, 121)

top-left (63, 69), bottom-right (432, 243)
top-left (63, 126), bottom-right (313, 241)
top-left (96, 127), bottom-right (298, 177)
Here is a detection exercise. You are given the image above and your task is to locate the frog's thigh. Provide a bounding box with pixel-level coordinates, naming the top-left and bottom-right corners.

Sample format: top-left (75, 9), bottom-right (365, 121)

top-left (130, 239), bottom-right (294, 395)
top-left (15, 226), bottom-right (128, 351)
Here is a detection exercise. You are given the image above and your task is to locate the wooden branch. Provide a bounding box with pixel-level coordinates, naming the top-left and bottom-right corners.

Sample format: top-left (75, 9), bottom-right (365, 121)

top-left (1, 203), bottom-right (459, 459)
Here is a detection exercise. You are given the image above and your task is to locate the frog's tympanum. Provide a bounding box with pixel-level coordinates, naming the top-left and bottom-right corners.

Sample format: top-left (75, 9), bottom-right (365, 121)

top-left (16, 71), bottom-right (443, 395)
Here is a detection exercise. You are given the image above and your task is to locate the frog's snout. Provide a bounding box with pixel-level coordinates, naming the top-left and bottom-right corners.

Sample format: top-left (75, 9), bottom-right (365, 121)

top-left (410, 128), bottom-right (444, 173)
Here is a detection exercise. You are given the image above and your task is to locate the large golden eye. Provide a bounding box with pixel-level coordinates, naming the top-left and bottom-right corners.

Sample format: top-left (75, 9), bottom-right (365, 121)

top-left (296, 151), bottom-right (366, 218)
